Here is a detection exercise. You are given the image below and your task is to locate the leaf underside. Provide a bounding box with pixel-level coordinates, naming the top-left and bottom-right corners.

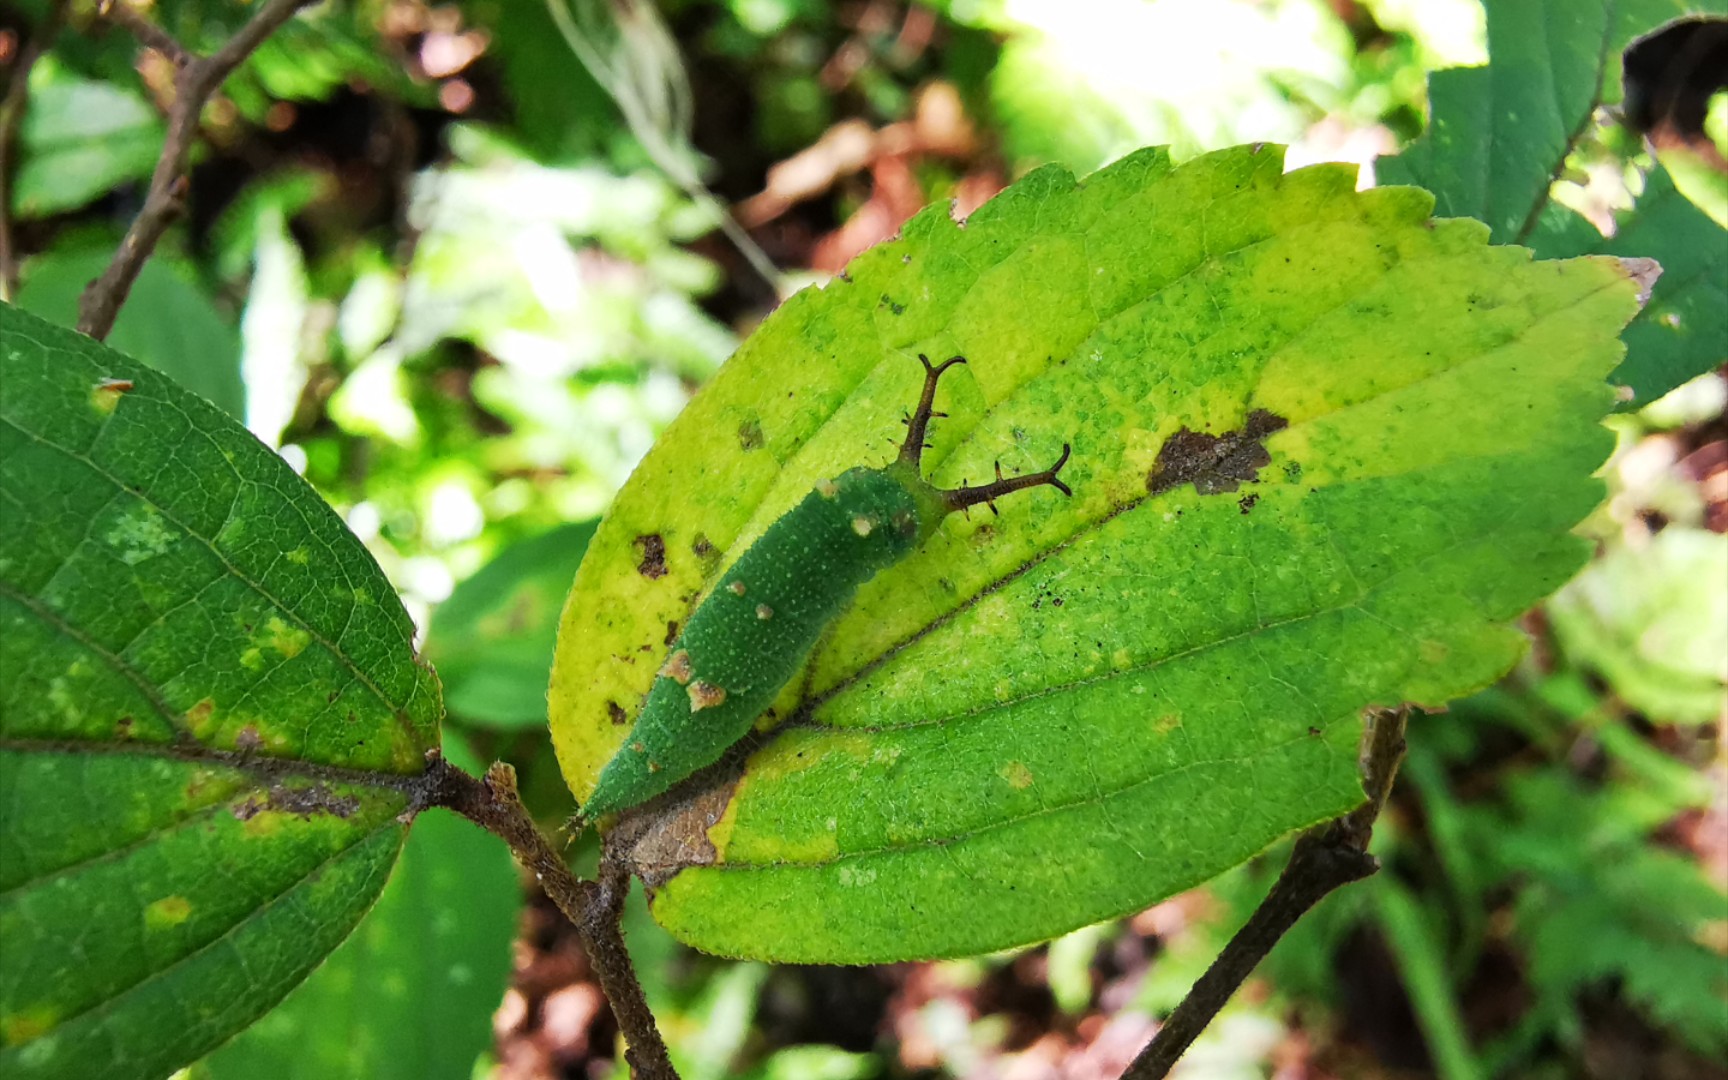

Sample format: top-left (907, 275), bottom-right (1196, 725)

top-left (0, 305), bottom-right (440, 1079)
top-left (549, 144), bottom-right (1642, 964)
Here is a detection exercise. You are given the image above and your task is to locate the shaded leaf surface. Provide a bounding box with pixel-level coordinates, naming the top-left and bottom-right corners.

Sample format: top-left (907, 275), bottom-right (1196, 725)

top-left (424, 522), bottom-right (596, 729)
top-left (200, 734), bottom-right (519, 1080)
top-left (0, 305), bottom-right (440, 1079)
top-left (550, 145), bottom-right (1643, 963)
top-left (1376, 0), bottom-right (1728, 404)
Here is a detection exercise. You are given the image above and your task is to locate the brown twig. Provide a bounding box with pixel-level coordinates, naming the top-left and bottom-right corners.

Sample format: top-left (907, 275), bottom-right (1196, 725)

top-left (417, 754), bottom-right (679, 1080)
top-left (1123, 706), bottom-right (1410, 1080)
top-left (98, 1), bottom-right (193, 66)
top-left (0, 0), bottom-right (70, 301)
top-left (75, 0), bottom-right (319, 341)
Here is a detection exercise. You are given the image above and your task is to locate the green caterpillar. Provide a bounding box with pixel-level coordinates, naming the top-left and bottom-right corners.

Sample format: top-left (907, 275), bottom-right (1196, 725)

top-left (581, 354), bottom-right (1072, 819)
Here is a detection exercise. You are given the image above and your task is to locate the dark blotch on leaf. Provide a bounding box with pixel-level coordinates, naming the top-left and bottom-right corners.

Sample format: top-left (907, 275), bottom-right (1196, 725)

top-left (232, 784), bottom-right (360, 822)
top-left (614, 778), bottom-right (739, 887)
top-left (692, 533), bottom-right (717, 559)
top-left (1238, 493), bottom-right (1260, 515)
top-left (665, 620), bottom-right (680, 646)
top-left (635, 534), bottom-right (668, 579)
top-left (607, 701), bottom-right (629, 725)
top-left (1148, 408), bottom-right (1289, 496)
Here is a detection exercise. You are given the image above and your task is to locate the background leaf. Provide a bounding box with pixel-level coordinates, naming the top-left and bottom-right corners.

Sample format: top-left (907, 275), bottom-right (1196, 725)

top-left (15, 249), bottom-right (245, 419)
top-left (11, 65), bottom-right (162, 219)
top-left (1375, 0), bottom-right (1728, 404)
top-left (424, 521), bottom-right (596, 729)
top-left (1523, 167), bottom-right (1728, 409)
top-left (549, 144), bottom-right (1644, 962)
top-left (0, 304), bottom-right (441, 1080)
top-left (1547, 526), bottom-right (1727, 724)
top-left (198, 734), bottom-right (519, 1080)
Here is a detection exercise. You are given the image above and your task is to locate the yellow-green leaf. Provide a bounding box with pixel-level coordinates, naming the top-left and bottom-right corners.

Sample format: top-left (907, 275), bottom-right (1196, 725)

top-left (549, 145), bottom-right (1645, 963)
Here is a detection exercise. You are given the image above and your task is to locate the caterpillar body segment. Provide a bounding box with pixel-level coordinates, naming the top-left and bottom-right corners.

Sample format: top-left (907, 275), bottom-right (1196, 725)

top-left (581, 355), bottom-right (1071, 819)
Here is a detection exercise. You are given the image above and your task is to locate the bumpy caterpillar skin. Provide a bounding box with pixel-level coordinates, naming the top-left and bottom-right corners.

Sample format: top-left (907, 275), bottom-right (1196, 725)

top-left (582, 355), bottom-right (1071, 819)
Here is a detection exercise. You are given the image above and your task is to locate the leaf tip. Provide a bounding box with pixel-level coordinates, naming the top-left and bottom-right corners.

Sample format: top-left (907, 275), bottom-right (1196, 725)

top-left (1616, 256), bottom-right (1663, 307)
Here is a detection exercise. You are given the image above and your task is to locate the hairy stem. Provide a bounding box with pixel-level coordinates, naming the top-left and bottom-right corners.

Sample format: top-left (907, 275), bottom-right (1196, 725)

top-left (418, 754), bottom-right (678, 1080)
top-left (0, 0), bottom-right (69, 301)
top-left (1122, 707), bottom-right (1409, 1079)
top-left (76, 0), bottom-right (319, 340)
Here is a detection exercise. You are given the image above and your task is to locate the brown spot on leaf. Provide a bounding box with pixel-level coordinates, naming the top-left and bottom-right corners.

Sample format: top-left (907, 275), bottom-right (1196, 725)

top-left (235, 725), bottom-right (264, 752)
top-left (691, 533), bottom-right (717, 560)
top-left (1148, 409), bottom-right (1288, 497)
top-left (635, 534), bottom-right (668, 578)
top-left (1238, 493), bottom-right (1259, 515)
top-left (664, 620), bottom-right (680, 646)
top-left (232, 784), bottom-right (359, 822)
top-left (728, 580), bottom-right (747, 596)
top-left (607, 701), bottom-right (628, 725)
top-left (614, 778), bottom-right (738, 887)
top-left (755, 604), bottom-right (773, 620)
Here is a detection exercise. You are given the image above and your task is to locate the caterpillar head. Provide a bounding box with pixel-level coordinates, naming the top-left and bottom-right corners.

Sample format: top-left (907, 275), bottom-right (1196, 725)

top-left (894, 353), bottom-right (1073, 530)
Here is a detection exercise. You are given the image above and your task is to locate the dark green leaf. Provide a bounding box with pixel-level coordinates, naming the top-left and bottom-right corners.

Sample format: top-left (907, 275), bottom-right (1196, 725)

top-left (199, 735), bottom-right (518, 1080)
top-left (1524, 168), bottom-right (1728, 408)
top-left (0, 304), bottom-right (441, 1080)
top-left (424, 522), bottom-right (597, 729)
top-left (1377, 0), bottom-right (1728, 404)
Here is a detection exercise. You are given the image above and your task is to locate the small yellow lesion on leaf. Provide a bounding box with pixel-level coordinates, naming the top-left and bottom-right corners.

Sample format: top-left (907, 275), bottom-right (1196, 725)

top-left (1153, 713), bottom-right (1183, 735)
top-left (851, 515), bottom-right (875, 537)
top-left (727, 580), bottom-right (747, 596)
top-left (104, 506), bottom-right (175, 566)
top-left (1, 1004), bottom-right (61, 1046)
top-left (186, 698), bottom-right (218, 737)
top-left (755, 604), bottom-right (773, 620)
top-left (146, 895), bottom-right (193, 930)
top-left (999, 761), bottom-right (1035, 789)
top-left (240, 808), bottom-right (286, 838)
top-left (90, 377), bottom-right (133, 414)
top-left (264, 615), bottom-right (311, 660)
top-left (285, 548), bottom-right (310, 565)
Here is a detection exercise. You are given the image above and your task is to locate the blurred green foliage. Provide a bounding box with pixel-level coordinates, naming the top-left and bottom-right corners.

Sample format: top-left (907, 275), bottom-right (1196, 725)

top-left (5, 0), bottom-right (1723, 1076)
